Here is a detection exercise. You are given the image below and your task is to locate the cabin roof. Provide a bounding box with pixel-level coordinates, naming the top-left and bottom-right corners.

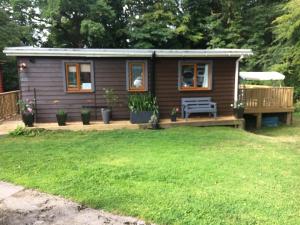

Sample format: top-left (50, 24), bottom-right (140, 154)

top-left (3, 47), bottom-right (253, 58)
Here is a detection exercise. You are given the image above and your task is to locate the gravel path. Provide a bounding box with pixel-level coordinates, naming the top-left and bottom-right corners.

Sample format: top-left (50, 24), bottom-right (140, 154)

top-left (0, 182), bottom-right (152, 225)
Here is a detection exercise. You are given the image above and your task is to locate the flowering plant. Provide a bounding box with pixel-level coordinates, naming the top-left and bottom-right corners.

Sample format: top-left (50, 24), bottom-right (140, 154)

top-left (17, 99), bottom-right (35, 114)
top-left (171, 107), bottom-right (179, 116)
top-left (230, 100), bottom-right (244, 109)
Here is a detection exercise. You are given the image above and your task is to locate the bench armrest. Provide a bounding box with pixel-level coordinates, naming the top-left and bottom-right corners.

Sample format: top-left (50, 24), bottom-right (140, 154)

top-left (210, 102), bottom-right (217, 108)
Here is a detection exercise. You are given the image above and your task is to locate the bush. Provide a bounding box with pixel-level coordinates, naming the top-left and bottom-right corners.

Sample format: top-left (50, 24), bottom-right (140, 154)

top-left (9, 126), bottom-right (46, 137)
top-left (81, 108), bottom-right (91, 115)
top-left (103, 88), bottom-right (119, 109)
top-left (57, 109), bottom-right (67, 116)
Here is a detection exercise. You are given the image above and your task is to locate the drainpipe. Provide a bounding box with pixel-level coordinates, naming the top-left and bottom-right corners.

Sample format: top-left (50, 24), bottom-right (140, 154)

top-left (234, 55), bottom-right (244, 102)
top-left (151, 51), bottom-right (156, 96)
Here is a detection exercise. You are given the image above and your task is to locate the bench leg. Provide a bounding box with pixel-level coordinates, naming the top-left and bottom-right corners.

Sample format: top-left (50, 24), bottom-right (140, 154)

top-left (185, 112), bottom-right (189, 120)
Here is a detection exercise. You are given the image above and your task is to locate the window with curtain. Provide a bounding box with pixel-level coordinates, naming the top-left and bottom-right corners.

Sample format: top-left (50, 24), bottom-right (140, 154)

top-left (127, 61), bottom-right (148, 92)
top-left (65, 63), bottom-right (93, 92)
top-left (179, 61), bottom-right (212, 91)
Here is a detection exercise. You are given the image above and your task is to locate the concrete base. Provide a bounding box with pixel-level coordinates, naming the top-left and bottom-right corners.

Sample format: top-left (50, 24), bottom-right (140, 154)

top-left (0, 182), bottom-right (24, 201)
top-left (0, 181), bottom-right (151, 225)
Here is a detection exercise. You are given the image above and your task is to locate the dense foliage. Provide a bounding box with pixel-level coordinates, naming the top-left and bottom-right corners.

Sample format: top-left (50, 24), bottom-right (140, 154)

top-left (0, 0), bottom-right (299, 98)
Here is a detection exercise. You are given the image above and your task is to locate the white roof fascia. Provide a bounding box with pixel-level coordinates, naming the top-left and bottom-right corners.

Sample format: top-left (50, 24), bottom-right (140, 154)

top-left (155, 49), bottom-right (253, 58)
top-left (3, 47), bottom-right (153, 58)
top-left (3, 47), bottom-right (253, 58)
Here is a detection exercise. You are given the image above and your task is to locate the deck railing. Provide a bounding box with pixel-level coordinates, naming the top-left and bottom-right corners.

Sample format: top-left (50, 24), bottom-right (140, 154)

top-left (239, 87), bottom-right (294, 113)
top-left (0, 90), bottom-right (20, 121)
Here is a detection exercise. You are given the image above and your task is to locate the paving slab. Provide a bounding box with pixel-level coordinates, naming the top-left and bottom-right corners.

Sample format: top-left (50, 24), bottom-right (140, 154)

top-left (0, 181), bottom-right (24, 200)
top-left (0, 181), bottom-right (153, 225)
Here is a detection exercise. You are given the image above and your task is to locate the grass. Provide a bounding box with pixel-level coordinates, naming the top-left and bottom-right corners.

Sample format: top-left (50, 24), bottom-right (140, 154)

top-left (0, 115), bottom-right (300, 225)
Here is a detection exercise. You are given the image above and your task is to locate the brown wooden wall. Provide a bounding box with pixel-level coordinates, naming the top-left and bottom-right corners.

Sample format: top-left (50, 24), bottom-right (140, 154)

top-left (18, 57), bottom-right (236, 122)
top-left (155, 58), bottom-right (237, 118)
top-left (19, 58), bottom-right (132, 122)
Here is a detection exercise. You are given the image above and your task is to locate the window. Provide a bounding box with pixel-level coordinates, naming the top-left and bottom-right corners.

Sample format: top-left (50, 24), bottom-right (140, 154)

top-left (179, 61), bottom-right (212, 91)
top-left (65, 62), bottom-right (93, 92)
top-left (127, 61), bottom-right (148, 92)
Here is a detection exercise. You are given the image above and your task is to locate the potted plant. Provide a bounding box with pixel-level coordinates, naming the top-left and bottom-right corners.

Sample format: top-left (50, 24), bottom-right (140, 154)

top-left (149, 114), bottom-right (159, 129)
top-left (17, 99), bottom-right (35, 127)
top-left (56, 109), bottom-right (67, 126)
top-left (170, 107), bottom-right (179, 122)
top-left (81, 108), bottom-right (91, 125)
top-left (231, 100), bottom-right (245, 118)
top-left (101, 88), bottom-right (119, 124)
top-left (128, 93), bottom-right (159, 124)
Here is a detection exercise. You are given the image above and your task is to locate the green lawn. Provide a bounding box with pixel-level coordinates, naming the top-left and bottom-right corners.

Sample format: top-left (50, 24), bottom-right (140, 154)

top-left (0, 115), bottom-right (300, 225)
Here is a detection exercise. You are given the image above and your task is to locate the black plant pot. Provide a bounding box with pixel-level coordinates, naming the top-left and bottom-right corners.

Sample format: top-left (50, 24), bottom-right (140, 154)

top-left (234, 108), bottom-right (244, 119)
top-left (170, 114), bottom-right (177, 122)
top-left (101, 108), bottom-right (111, 124)
top-left (130, 111), bottom-right (153, 124)
top-left (81, 112), bottom-right (91, 125)
top-left (22, 112), bottom-right (34, 127)
top-left (56, 114), bottom-right (67, 126)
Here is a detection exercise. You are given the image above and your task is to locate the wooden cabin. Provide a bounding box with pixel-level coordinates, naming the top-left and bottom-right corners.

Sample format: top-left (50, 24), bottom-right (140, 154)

top-left (4, 47), bottom-right (253, 123)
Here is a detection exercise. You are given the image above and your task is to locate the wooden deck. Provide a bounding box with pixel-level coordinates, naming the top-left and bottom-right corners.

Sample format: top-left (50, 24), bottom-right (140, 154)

top-left (157, 116), bottom-right (243, 129)
top-left (240, 86), bottom-right (294, 114)
top-left (239, 86), bottom-right (294, 128)
top-left (0, 116), bottom-right (244, 135)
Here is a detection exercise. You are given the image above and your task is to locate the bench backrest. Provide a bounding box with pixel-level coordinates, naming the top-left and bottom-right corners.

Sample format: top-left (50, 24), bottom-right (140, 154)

top-left (182, 97), bottom-right (212, 106)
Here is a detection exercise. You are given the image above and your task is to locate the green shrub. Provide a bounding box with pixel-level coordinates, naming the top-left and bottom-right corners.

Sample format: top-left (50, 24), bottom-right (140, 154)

top-left (81, 108), bottom-right (91, 115)
top-left (9, 126), bottom-right (46, 137)
top-left (128, 93), bottom-right (159, 115)
top-left (103, 88), bottom-right (119, 109)
top-left (57, 109), bottom-right (66, 116)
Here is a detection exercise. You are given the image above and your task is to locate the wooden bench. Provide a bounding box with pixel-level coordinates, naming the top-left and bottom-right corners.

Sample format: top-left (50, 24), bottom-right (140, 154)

top-left (181, 97), bottom-right (217, 119)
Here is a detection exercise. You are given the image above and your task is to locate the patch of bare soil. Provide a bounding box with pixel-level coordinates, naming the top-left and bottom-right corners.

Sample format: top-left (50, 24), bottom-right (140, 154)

top-left (0, 189), bottom-right (152, 225)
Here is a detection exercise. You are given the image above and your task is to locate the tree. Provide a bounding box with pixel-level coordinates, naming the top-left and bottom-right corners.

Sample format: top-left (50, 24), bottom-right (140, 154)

top-left (0, 0), bottom-right (35, 91)
top-left (272, 0), bottom-right (300, 99)
top-left (174, 0), bottom-right (211, 49)
top-left (125, 0), bottom-right (178, 48)
top-left (41, 0), bottom-right (124, 48)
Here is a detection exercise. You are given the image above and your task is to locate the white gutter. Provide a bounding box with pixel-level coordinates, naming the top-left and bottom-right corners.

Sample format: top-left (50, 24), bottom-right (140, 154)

top-left (3, 48), bottom-right (153, 58)
top-left (3, 47), bottom-right (253, 58)
top-left (234, 56), bottom-right (244, 102)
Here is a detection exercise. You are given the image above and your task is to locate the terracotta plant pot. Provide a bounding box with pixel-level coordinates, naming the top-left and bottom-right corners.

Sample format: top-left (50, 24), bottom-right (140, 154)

top-left (22, 112), bottom-right (34, 127)
top-left (56, 114), bottom-right (67, 126)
